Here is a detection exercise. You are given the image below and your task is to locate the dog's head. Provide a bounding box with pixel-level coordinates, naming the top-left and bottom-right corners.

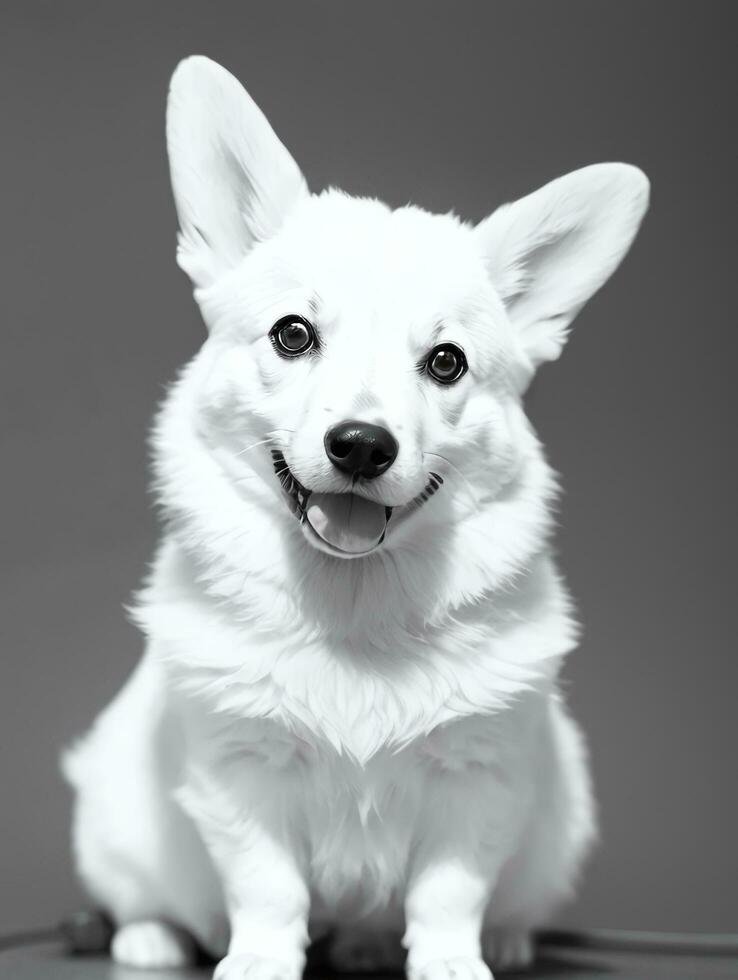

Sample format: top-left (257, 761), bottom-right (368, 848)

top-left (162, 56), bottom-right (649, 564)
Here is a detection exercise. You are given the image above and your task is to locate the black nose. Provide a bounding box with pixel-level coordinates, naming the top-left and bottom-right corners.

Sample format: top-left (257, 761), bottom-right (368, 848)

top-left (324, 420), bottom-right (399, 480)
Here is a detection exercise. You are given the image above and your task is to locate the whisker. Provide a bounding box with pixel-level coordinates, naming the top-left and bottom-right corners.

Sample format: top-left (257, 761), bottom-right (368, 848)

top-left (236, 437), bottom-right (273, 458)
top-left (237, 427), bottom-right (297, 459)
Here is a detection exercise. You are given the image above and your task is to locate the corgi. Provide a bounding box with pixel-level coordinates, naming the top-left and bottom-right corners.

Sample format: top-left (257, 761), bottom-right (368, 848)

top-left (63, 55), bottom-right (649, 980)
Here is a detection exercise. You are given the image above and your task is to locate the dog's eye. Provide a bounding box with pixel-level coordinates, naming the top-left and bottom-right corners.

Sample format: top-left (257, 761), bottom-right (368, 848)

top-left (426, 343), bottom-right (467, 385)
top-left (270, 315), bottom-right (316, 357)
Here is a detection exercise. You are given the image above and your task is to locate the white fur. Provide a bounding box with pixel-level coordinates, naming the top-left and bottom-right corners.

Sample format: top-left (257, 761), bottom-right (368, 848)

top-left (63, 56), bottom-right (649, 978)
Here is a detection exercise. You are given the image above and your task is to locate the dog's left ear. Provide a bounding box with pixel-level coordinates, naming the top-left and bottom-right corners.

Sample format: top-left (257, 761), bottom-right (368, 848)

top-left (166, 56), bottom-right (309, 291)
top-left (475, 164), bottom-right (650, 368)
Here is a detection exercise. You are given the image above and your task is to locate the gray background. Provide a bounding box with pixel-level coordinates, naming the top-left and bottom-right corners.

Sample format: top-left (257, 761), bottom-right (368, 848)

top-left (1, 0), bottom-right (735, 938)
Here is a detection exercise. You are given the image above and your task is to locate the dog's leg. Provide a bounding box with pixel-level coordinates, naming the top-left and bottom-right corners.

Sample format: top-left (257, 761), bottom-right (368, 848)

top-left (403, 852), bottom-right (494, 980)
top-left (178, 767), bottom-right (309, 980)
top-left (481, 698), bottom-right (596, 972)
top-left (64, 649), bottom-right (227, 960)
top-left (402, 733), bottom-right (533, 980)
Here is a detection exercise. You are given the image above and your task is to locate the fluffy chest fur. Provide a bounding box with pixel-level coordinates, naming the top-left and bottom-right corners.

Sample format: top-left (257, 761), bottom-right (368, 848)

top-left (135, 536), bottom-right (574, 764)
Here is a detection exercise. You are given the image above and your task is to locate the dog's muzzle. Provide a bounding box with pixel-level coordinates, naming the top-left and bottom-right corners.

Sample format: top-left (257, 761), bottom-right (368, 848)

top-left (271, 448), bottom-right (390, 555)
top-left (271, 448), bottom-right (442, 558)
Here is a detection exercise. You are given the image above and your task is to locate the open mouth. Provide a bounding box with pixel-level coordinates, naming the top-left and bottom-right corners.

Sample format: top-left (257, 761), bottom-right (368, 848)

top-left (271, 449), bottom-right (442, 557)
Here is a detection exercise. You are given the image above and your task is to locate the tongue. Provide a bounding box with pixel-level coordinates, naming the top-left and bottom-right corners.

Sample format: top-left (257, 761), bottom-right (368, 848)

top-left (305, 493), bottom-right (388, 555)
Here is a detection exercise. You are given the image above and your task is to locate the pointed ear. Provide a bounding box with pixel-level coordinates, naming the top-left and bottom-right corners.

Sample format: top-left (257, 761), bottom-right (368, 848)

top-left (475, 164), bottom-right (650, 367)
top-left (166, 56), bottom-right (309, 290)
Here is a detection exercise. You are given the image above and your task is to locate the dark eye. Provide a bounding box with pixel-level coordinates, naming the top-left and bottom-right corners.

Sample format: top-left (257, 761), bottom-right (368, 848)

top-left (426, 343), bottom-right (467, 385)
top-left (270, 315), bottom-right (316, 357)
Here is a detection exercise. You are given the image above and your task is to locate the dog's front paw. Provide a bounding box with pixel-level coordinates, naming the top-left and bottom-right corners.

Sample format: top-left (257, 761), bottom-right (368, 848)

top-left (214, 952), bottom-right (302, 980)
top-left (410, 956), bottom-right (494, 980)
top-left (483, 929), bottom-right (534, 972)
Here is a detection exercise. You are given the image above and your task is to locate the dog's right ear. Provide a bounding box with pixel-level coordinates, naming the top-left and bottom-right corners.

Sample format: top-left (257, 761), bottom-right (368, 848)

top-left (166, 56), bottom-right (308, 291)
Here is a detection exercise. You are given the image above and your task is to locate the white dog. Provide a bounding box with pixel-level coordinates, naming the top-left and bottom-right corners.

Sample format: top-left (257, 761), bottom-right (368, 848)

top-left (64, 56), bottom-right (649, 980)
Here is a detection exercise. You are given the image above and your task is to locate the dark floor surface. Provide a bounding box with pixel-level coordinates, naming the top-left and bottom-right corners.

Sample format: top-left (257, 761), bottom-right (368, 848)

top-left (1, 943), bottom-right (737, 980)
